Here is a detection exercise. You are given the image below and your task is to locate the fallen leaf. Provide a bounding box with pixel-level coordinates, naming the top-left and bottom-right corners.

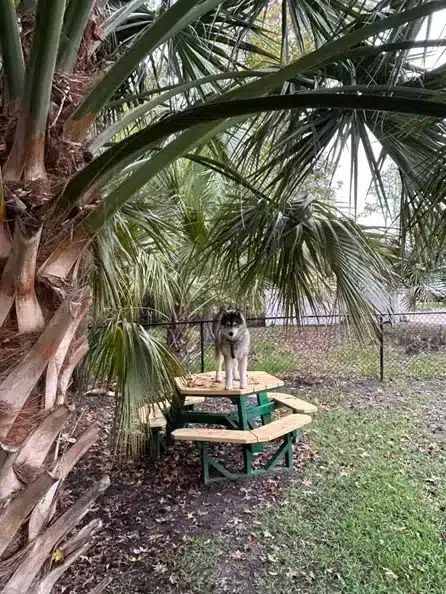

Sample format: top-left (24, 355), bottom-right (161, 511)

top-left (154, 563), bottom-right (168, 574)
top-left (52, 548), bottom-right (64, 562)
top-left (383, 568), bottom-right (398, 580)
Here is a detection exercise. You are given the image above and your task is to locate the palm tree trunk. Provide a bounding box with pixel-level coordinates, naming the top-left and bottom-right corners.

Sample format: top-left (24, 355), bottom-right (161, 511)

top-left (167, 312), bottom-right (194, 364)
top-left (0, 217), bottom-right (108, 591)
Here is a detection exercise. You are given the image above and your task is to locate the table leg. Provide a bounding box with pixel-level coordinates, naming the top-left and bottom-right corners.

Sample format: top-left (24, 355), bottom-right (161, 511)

top-left (236, 396), bottom-right (250, 430)
top-left (149, 429), bottom-right (161, 460)
top-left (257, 391), bottom-right (272, 425)
top-left (250, 391), bottom-right (271, 454)
top-left (243, 445), bottom-right (255, 477)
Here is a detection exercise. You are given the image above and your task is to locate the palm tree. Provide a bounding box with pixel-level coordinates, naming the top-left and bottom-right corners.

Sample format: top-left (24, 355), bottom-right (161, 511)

top-left (1, 0), bottom-right (446, 590)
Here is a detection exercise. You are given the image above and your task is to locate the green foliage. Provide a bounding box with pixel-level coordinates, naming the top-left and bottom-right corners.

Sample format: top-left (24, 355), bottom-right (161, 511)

top-left (4, 0), bottom-right (446, 459)
top-left (88, 318), bottom-right (183, 457)
top-left (362, 162), bottom-right (402, 227)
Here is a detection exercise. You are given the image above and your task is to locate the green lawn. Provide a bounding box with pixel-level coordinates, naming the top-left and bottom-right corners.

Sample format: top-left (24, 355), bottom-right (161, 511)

top-left (173, 384), bottom-right (446, 593)
top-left (415, 302), bottom-right (446, 311)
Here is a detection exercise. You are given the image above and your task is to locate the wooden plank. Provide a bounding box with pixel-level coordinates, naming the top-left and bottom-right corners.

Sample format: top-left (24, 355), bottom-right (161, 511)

top-left (174, 371), bottom-right (284, 397)
top-left (184, 396), bottom-right (206, 406)
top-left (173, 414), bottom-right (312, 444)
top-left (251, 414), bottom-right (311, 442)
top-left (172, 427), bottom-right (257, 444)
top-left (267, 393), bottom-right (317, 414)
top-left (137, 405), bottom-right (166, 428)
top-left (137, 395), bottom-right (204, 427)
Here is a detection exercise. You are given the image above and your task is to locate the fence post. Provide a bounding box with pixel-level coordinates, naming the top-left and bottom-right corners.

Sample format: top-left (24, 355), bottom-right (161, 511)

top-left (379, 314), bottom-right (384, 381)
top-left (200, 321), bottom-right (205, 373)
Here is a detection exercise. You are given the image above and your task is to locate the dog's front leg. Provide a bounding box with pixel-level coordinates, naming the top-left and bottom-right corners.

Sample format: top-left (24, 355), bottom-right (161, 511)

top-left (239, 356), bottom-right (248, 389)
top-left (233, 358), bottom-right (240, 381)
top-left (215, 348), bottom-right (223, 382)
top-left (224, 356), bottom-right (233, 390)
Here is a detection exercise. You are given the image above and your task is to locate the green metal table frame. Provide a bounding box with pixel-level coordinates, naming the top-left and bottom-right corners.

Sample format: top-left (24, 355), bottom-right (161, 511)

top-left (199, 430), bottom-right (302, 484)
top-left (167, 390), bottom-right (302, 484)
top-left (168, 391), bottom-right (275, 445)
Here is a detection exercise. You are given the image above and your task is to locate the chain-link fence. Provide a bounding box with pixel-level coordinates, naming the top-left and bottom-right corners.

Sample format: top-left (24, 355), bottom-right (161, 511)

top-left (142, 311), bottom-right (446, 381)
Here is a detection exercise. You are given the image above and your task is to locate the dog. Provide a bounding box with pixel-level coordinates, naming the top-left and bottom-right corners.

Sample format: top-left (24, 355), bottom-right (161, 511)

top-left (213, 308), bottom-right (250, 390)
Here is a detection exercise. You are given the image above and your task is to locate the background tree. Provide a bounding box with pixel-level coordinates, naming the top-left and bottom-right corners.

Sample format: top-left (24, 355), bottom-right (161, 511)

top-left (362, 162), bottom-right (402, 230)
top-left (362, 161), bottom-right (446, 307)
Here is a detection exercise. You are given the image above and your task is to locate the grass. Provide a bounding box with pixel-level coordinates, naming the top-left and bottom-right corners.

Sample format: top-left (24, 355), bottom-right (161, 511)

top-left (415, 302), bottom-right (446, 311)
top-left (201, 339), bottom-right (302, 375)
top-left (328, 344), bottom-right (446, 379)
top-left (173, 385), bottom-right (446, 593)
top-left (192, 335), bottom-right (446, 380)
top-left (258, 404), bottom-right (446, 594)
top-left (174, 538), bottom-right (221, 593)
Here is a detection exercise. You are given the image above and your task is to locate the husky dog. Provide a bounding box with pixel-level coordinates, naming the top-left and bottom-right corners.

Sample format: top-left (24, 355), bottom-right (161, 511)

top-left (213, 308), bottom-right (250, 390)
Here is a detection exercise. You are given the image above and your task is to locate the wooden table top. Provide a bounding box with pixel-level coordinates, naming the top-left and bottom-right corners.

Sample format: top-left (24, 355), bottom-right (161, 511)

top-left (174, 371), bottom-right (284, 396)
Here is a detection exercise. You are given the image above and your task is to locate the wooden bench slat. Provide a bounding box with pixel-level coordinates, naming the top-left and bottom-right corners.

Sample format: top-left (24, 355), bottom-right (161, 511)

top-left (173, 414), bottom-right (311, 445)
top-left (268, 393), bottom-right (317, 414)
top-left (137, 405), bottom-right (167, 428)
top-left (138, 396), bottom-right (205, 429)
top-left (172, 427), bottom-right (257, 444)
top-left (184, 396), bottom-right (206, 406)
top-left (251, 414), bottom-right (311, 442)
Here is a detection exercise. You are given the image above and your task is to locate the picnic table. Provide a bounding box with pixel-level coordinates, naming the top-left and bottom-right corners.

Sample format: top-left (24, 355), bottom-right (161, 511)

top-left (169, 371), bottom-right (317, 484)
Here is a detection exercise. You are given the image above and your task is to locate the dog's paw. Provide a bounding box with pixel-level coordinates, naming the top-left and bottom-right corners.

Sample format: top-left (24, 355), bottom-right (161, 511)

top-left (233, 371), bottom-right (240, 381)
top-left (214, 375), bottom-right (222, 383)
top-left (225, 382), bottom-right (233, 390)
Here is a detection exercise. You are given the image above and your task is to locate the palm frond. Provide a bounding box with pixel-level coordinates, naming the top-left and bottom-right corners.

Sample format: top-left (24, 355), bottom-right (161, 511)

top-left (0, 0), bottom-right (25, 99)
top-left (88, 318), bottom-right (183, 457)
top-left (208, 189), bottom-right (392, 336)
top-left (90, 198), bottom-right (176, 317)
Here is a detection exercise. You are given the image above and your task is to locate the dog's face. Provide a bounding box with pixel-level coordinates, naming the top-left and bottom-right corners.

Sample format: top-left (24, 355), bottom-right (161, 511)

top-left (219, 310), bottom-right (245, 340)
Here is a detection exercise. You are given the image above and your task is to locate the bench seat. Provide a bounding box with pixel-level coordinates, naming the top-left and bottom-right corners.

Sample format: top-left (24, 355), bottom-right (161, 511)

top-left (137, 396), bottom-right (206, 428)
top-left (137, 405), bottom-right (167, 428)
top-left (172, 427), bottom-right (257, 444)
top-left (267, 392), bottom-right (317, 414)
top-left (251, 413), bottom-right (311, 441)
top-left (172, 413), bottom-right (311, 444)
top-left (184, 396), bottom-right (206, 406)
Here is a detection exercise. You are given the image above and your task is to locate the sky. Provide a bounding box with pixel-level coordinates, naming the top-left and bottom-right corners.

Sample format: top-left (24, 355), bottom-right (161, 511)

top-left (333, 10), bottom-right (446, 228)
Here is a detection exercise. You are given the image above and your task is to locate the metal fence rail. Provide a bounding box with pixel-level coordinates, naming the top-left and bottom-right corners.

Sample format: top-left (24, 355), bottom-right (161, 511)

top-left (141, 311), bottom-right (446, 381)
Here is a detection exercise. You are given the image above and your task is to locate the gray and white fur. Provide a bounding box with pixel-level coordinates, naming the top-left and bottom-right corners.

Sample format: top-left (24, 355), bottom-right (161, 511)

top-left (213, 308), bottom-right (250, 390)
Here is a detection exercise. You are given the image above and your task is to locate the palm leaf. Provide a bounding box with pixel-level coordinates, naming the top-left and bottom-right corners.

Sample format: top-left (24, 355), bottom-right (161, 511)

top-left (88, 319), bottom-right (182, 457)
top-left (0, 0), bottom-right (25, 99)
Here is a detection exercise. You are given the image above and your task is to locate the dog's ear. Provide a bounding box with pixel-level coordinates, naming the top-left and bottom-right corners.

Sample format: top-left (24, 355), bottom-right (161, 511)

top-left (235, 310), bottom-right (244, 323)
